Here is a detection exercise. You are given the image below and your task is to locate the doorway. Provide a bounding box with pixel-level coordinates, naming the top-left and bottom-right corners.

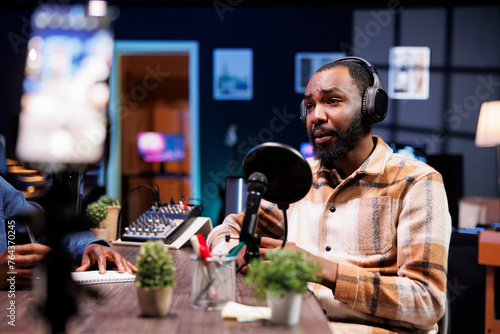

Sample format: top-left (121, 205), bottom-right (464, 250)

top-left (106, 40), bottom-right (199, 223)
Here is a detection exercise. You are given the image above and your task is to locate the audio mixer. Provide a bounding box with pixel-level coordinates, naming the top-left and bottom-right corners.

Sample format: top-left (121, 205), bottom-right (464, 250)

top-left (120, 202), bottom-right (202, 243)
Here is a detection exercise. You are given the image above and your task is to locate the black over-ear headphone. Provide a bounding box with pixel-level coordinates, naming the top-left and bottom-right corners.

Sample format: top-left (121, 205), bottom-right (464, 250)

top-left (300, 56), bottom-right (388, 126)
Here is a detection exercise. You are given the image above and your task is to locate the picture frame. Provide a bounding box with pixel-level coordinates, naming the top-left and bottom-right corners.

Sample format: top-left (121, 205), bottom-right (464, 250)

top-left (213, 48), bottom-right (253, 100)
top-left (388, 46), bottom-right (431, 100)
top-left (294, 52), bottom-right (345, 94)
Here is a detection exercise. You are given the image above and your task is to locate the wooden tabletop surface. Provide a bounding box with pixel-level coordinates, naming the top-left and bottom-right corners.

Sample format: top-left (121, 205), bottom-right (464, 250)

top-left (0, 245), bottom-right (332, 333)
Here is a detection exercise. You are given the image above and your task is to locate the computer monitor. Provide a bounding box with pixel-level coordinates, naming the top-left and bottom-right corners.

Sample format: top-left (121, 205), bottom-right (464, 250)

top-left (137, 132), bottom-right (185, 163)
top-left (224, 176), bottom-right (247, 217)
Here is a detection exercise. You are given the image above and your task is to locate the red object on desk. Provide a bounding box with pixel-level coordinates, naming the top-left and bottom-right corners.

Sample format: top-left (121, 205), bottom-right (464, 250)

top-left (196, 234), bottom-right (211, 260)
top-left (478, 229), bottom-right (500, 334)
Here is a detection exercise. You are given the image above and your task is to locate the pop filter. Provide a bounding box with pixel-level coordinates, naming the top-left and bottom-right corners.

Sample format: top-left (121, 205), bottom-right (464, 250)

top-left (234, 142), bottom-right (312, 271)
top-left (242, 142), bottom-right (312, 209)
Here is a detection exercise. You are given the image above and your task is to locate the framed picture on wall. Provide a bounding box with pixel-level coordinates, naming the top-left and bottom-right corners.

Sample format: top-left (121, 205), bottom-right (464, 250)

top-left (388, 46), bottom-right (431, 100)
top-left (294, 52), bottom-right (345, 94)
top-left (213, 48), bottom-right (253, 100)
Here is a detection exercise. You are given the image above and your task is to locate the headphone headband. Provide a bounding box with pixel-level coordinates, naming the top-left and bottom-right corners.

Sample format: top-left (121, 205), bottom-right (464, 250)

top-left (300, 56), bottom-right (388, 126)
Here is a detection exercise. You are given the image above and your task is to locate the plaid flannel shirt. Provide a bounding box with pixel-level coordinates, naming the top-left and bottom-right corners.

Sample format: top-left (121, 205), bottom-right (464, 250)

top-left (208, 136), bottom-right (452, 333)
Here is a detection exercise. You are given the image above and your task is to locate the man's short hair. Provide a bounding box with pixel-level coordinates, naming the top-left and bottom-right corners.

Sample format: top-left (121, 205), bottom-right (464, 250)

top-left (316, 60), bottom-right (372, 98)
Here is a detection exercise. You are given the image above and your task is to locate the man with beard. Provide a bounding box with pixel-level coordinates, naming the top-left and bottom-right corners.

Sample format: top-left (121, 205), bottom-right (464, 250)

top-left (207, 57), bottom-right (451, 334)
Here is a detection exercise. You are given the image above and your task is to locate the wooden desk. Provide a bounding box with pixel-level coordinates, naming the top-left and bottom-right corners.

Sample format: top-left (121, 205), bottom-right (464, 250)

top-left (478, 229), bottom-right (500, 334)
top-left (0, 245), bottom-right (331, 333)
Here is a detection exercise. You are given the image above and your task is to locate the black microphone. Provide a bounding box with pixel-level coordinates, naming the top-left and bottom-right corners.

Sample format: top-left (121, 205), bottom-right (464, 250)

top-left (239, 172), bottom-right (267, 247)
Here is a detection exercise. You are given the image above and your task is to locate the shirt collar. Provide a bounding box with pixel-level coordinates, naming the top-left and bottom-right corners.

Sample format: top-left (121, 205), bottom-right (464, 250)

top-left (357, 136), bottom-right (392, 175)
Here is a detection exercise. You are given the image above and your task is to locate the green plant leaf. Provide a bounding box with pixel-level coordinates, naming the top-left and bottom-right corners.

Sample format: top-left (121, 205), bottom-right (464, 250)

top-left (85, 201), bottom-right (108, 227)
top-left (245, 248), bottom-right (321, 302)
top-left (135, 240), bottom-right (176, 289)
top-left (97, 194), bottom-right (120, 206)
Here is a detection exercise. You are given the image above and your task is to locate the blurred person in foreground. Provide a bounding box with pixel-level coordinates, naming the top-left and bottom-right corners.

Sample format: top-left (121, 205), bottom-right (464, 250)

top-left (0, 176), bottom-right (136, 289)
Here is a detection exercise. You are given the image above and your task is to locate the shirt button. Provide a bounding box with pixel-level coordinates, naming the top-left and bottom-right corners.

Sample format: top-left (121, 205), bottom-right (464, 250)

top-left (329, 206), bottom-right (336, 213)
top-left (325, 245), bottom-right (331, 252)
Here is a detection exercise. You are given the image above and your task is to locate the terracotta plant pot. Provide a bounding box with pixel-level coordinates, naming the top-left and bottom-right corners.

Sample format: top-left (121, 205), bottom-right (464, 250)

top-left (136, 286), bottom-right (173, 317)
top-left (100, 205), bottom-right (120, 242)
top-left (266, 291), bottom-right (303, 326)
top-left (90, 227), bottom-right (109, 241)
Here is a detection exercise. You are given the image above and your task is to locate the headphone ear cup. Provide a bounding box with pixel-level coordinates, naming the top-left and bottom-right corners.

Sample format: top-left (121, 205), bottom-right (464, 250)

top-left (363, 74), bottom-right (388, 124)
top-left (362, 86), bottom-right (378, 123)
top-left (363, 86), bottom-right (388, 124)
top-left (374, 88), bottom-right (388, 123)
top-left (361, 89), bottom-right (370, 121)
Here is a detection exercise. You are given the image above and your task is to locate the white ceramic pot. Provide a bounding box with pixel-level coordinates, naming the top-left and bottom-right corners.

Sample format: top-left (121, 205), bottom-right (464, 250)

top-left (266, 291), bottom-right (303, 326)
top-left (136, 286), bottom-right (173, 317)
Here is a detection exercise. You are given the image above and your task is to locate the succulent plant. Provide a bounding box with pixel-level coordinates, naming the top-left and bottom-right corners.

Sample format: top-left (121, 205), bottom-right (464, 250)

top-left (135, 240), bottom-right (176, 289)
top-left (245, 248), bottom-right (321, 301)
top-left (86, 201), bottom-right (108, 228)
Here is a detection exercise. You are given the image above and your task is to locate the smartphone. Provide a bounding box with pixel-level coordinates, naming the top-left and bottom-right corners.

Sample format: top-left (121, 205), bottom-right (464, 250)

top-left (16, 4), bottom-right (114, 172)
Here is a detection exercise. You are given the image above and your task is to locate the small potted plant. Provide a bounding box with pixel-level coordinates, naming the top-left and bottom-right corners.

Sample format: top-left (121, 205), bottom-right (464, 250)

top-left (245, 248), bottom-right (321, 326)
top-left (95, 195), bottom-right (121, 241)
top-left (86, 201), bottom-right (109, 240)
top-left (134, 240), bottom-right (176, 317)
top-left (85, 195), bottom-right (121, 242)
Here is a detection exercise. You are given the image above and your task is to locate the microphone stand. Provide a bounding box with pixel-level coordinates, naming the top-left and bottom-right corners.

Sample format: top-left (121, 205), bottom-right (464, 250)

top-left (235, 203), bottom-right (290, 273)
top-left (277, 202), bottom-right (290, 249)
top-left (235, 235), bottom-right (261, 274)
top-left (235, 172), bottom-right (267, 273)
